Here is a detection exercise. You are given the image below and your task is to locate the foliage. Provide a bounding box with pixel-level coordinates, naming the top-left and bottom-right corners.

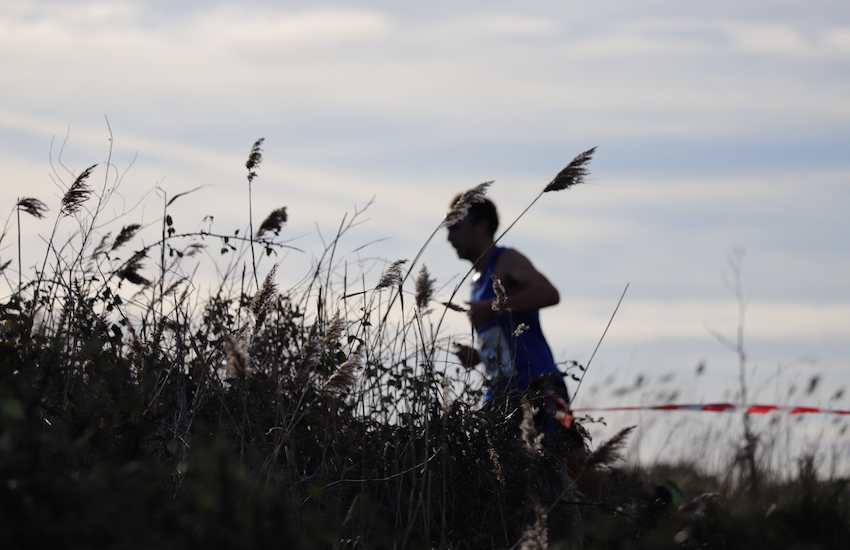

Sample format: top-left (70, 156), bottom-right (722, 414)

top-left (0, 139), bottom-right (848, 549)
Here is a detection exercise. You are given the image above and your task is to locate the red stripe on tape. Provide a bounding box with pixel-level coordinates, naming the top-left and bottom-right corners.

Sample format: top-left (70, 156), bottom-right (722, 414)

top-left (570, 403), bottom-right (850, 416)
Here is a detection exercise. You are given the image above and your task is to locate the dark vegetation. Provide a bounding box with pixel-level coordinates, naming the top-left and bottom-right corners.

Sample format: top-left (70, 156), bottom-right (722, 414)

top-left (1, 138), bottom-right (848, 549)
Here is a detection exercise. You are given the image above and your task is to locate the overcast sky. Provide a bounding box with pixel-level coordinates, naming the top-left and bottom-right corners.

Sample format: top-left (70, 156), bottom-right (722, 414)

top-left (2, 1), bottom-right (849, 456)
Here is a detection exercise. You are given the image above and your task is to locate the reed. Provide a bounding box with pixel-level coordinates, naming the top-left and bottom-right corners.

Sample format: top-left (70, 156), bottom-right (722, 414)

top-left (1, 136), bottom-right (846, 550)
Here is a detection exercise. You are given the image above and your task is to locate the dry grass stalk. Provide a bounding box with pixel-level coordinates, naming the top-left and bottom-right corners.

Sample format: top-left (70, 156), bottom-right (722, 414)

top-left (17, 198), bottom-right (48, 219)
top-left (414, 265), bottom-right (435, 312)
top-left (585, 425), bottom-right (635, 468)
top-left (246, 138), bottom-right (264, 184)
top-left (256, 207), bottom-right (287, 237)
top-left (486, 433), bottom-right (506, 492)
top-left (251, 264), bottom-right (278, 332)
top-left (520, 395), bottom-right (543, 456)
top-left (440, 301), bottom-right (467, 312)
top-left (61, 164), bottom-right (97, 216)
top-left (224, 331), bottom-right (251, 379)
top-left (321, 350), bottom-right (361, 395)
top-left (111, 224), bottom-right (142, 251)
top-left (543, 147), bottom-right (596, 193)
top-left (517, 497), bottom-right (548, 550)
top-left (443, 181), bottom-right (492, 227)
top-left (491, 276), bottom-right (507, 312)
top-left (376, 259), bottom-right (407, 290)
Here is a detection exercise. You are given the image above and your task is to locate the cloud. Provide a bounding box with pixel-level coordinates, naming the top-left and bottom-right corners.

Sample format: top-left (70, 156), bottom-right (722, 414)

top-left (555, 297), bottom-right (850, 342)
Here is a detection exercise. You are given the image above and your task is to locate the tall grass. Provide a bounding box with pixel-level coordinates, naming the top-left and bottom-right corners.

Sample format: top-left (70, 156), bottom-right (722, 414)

top-left (1, 137), bottom-right (847, 549)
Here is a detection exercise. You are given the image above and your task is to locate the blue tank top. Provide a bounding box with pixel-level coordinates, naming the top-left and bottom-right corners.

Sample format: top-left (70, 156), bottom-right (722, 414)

top-left (471, 247), bottom-right (559, 399)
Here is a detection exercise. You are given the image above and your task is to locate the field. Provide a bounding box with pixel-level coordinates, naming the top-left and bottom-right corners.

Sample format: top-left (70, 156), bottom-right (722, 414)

top-left (1, 139), bottom-right (848, 549)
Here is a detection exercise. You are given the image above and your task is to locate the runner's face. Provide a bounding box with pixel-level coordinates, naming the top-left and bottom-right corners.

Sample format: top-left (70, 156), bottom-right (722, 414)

top-left (446, 215), bottom-right (481, 261)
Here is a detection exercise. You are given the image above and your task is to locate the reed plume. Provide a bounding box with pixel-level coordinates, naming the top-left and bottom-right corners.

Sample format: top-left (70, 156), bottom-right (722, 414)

top-left (224, 331), bottom-right (251, 379)
top-left (16, 198), bottom-right (48, 219)
top-left (111, 224), bottom-right (142, 251)
top-left (543, 147), bottom-right (596, 193)
top-left (322, 350), bottom-right (361, 395)
top-left (246, 138), bottom-right (264, 184)
top-left (251, 264), bottom-right (278, 332)
top-left (61, 164), bottom-right (97, 216)
top-left (585, 425), bottom-right (635, 468)
top-left (491, 276), bottom-right (507, 312)
top-left (517, 497), bottom-right (548, 550)
top-left (520, 395), bottom-right (542, 456)
top-left (376, 259), bottom-right (407, 290)
top-left (322, 310), bottom-right (346, 350)
top-left (256, 207), bottom-right (287, 237)
top-left (415, 265), bottom-right (435, 312)
top-left (443, 181), bottom-right (492, 227)
top-left (297, 325), bottom-right (321, 377)
top-left (116, 250), bottom-right (151, 286)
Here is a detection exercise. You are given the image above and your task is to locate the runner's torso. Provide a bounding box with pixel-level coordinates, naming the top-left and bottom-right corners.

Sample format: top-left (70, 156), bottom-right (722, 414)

top-left (471, 247), bottom-right (559, 399)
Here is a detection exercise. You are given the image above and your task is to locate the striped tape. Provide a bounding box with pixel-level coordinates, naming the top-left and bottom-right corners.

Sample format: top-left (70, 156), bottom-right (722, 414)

top-left (567, 403), bottom-right (850, 416)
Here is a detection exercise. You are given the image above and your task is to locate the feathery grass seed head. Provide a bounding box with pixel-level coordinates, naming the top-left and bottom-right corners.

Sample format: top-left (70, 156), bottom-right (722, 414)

top-left (491, 277), bottom-right (507, 312)
top-left (486, 433), bottom-right (506, 492)
top-left (256, 207), bottom-right (287, 237)
top-left (376, 259), bottom-right (407, 290)
top-left (543, 147), bottom-right (596, 193)
top-left (520, 396), bottom-right (543, 456)
top-left (322, 350), bottom-right (361, 395)
top-left (246, 138), bottom-right (265, 184)
top-left (16, 197), bottom-right (48, 219)
top-left (323, 310), bottom-right (346, 350)
top-left (61, 164), bottom-right (97, 216)
top-left (111, 224), bottom-right (142, 251)
top-left (586, 425), bottom-right (635, 468)
top-left (116, 250), bottom-right (151, 286)
top-left (518, 498), bottom-right (548, 550)
top-left (224, 331), bottom-right (251, 379)
top-left (443, 181), bottom-right (492, 227)
top-left (251, 264), bottom-right (278, 332)
top-left (415, 265), bottom-right (435, 312)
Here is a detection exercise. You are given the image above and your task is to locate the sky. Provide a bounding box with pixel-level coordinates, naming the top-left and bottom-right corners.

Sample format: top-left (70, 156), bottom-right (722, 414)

top-left (2, 0), bottom-right (849, 468)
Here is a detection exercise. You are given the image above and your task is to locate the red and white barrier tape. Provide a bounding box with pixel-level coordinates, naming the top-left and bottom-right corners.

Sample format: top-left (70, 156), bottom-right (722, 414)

top-left (567, 403), bottom-right (850, 416)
